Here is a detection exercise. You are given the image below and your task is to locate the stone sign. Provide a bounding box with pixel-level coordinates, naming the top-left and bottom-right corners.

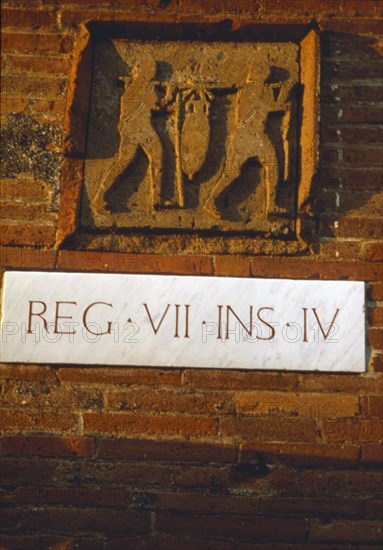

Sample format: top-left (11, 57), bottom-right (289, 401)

top-left (82, 40), bottom-right (302, 235)
top-left (1, 272), bottom-right (365, 372)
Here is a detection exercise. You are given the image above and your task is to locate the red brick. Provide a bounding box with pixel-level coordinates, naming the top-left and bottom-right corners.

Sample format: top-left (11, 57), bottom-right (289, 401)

top-left (58, 366), bottom-right (181, 386)
top-left (368, 282), bottom-right (383, 301)
top-left (19, 507), bottom-right (150, 535)
top-left (365, 498), bottom-right (383, 519)
top-left (1, 7), bottom-right (57, 28)
top-left (322, 105), bottom-right (383, 124)
top-left (365, 242), bottom-right (383, 262)
top-left (2, 435), bottom-right (95, 458)
top-left (98, 438), bottom-right (237, 462)
top-left (371, 353), bottom-right (383, 372)
top-left (220, 416), bottom-right (319, 443)
top-left (310, 519), bottom-right (383, 543)
top-left (321, 217), bottom-right (383, 239)
top-left (83, 412), bottom-right (217, 437)
top-left (58, 250), bottom-right (213, 275)
top-left (0, 364), bottom-right (56, 382)
top-left (79, 461), bottom-right (172, 486)
top-left (109, 536), bottom-right (231, 550)
top-left (183, 370), bottom-right (300, 391)
top-left (213, 255), bottom-right (251, 277)
top-left (261, 496), bottom-right (362, 516)
top-left (241, 442), bottom-right (359, 468)
top-left (1, 75), bottom-right (67, 98)
top-left (300, 374), bottom-right (382, 393)
top-left (300, 471), bottom-right (383, 499)
top-left (322, 419), bottom-right (383, 443)
top-left (0, 223), bottom-right (56, 245)
top-left (322, 124), bottom-right (383, 145)
top-left (0, 177), bottom-right (52, 201)
top-left (1, 457), bottom-right (57, 483)
top-left (234, 391), bottom-right (358, 418)
top-left (319, 240), bottom-right (363, 260)
top-left (8, 485), bottom-right (125, 507)
top-left (0, 201), bottom-right (56, 221)
top-left (1, 31), bottom-right (73, 54)
top-left (154, 491), bottom-right (260, 514)
top-left (322, 84), bottom-right (383, 104)
top-left (105, 387), bottom-right (234, 415)
top-left (322, 145), bottom-right (383, 167)
top-left (250, 257), bottom-right (382, 281)
top-left (317, 190), bottom-right (382, 217)
top-left (368, 307), bottom-right (383, 327)
top-left (1, 409), bottom-right (78, 433)
top-left (8, 54), bottom-right (71, 74)
top-left (1, 381), bottom-right (104, 411)
top-left (0, 535), bottom-right (105, 550)
top-left (360, 395), bottom-right (383, 417)
top-left (155, 512), bottom-right (306, 542)
top-left (361, 443), bottom-right (383, 464)
top-left (368, 329), bottom-right (383, 350)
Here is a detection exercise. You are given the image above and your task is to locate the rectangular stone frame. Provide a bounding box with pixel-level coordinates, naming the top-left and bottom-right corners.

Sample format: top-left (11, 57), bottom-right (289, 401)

top-left (56, 22), bottom-right (319, 255)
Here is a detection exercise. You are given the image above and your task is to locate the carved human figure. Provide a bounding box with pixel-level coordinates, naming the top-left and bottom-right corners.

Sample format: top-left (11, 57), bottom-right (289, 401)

top-left (203, 64), bottom-right (294, 219)
top-left (92, 57), bottom-right (170, 211)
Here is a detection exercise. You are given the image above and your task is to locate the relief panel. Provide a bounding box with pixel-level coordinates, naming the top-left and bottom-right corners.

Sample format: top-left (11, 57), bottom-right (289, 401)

top-left (81, 39), bottom-right (304, 235)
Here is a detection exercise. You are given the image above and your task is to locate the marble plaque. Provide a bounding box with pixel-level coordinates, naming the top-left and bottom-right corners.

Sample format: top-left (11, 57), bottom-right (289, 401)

top-left (1, 272), bottom-right (365, 372)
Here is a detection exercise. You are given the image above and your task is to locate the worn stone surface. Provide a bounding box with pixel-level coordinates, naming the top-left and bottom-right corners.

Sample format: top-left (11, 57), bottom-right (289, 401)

top-left (0, 114), bottom-right (62, 208)
top-left (82, 40), bottom-right (302, 235)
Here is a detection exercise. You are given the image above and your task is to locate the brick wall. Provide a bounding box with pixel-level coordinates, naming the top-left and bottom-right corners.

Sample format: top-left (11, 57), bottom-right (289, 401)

top-left (1, 1), bottom-right (382, 548)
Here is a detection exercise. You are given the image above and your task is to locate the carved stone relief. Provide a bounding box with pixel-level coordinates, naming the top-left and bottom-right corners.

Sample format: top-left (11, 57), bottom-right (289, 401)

top-left (81, 40), bottom-right (301, 234)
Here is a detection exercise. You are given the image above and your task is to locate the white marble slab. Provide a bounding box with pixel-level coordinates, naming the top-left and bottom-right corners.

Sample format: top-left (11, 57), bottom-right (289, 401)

top-left (1, 272), bottom-right (365, 372)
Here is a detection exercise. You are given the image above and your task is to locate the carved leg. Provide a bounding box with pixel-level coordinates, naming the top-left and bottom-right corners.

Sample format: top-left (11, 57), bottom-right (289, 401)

top-left (92, 144), bottom-right (137, 212)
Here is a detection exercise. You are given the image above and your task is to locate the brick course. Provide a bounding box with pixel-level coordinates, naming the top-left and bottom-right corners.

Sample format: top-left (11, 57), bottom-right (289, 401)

top-left (1, 0), bottom-right (382, 546)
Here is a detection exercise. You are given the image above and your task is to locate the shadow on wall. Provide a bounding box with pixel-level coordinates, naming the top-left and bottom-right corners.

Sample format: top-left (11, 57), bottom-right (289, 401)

top-left (1, 431), bottom-right (382, 548)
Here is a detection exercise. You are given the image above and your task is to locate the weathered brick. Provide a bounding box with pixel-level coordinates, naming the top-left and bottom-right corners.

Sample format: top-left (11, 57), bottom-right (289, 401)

top-left (261, 496), bottom-right (362, 517)
top-left (365, 242), bottom-right (383, 262)
top-left (368, 282), bottom-right (383, 301)
top-left (0, 364), bottom-right (56, 382)
top-left (299, 374), bottom-right (382, 393)
top-left (365, 498), bottom-right (383, 519)
top-left (0, 536), bottom-right (93, 550)
top-left (2, 435), bottom-right (96, 458)
top-left (240, 442), bottom-right (359, 468)
top-left (58, 250), bottom-right (214, 275)
top-left (299, 471), bottom-right (383, 498)
top-left (368, 307), bottom-right (383, 327)
top-left (322, 418), bottom-right (383, 443)
top-left (1, 409), bottom-right (78, 434)
top-left (7, 485), bottom-right (125, 507)
top-left (58, 366), bottom-right (182, 386)
top-left (155, 512), bottom-right (306, 542)
top-left (83, 412), bottom-right (217, 437)
top-left (0, 246), bottom-right (56, 268)
top-left (1, 75), bottom-right (67, 98)
top-left (105, 387), bottom-right (234, 415)
top-left (1, 8), bottom-right (57, 28)
top-left (234, 391), bottom-right (358, 418)
top-left (221, 416), bottom-right (319, 443)
top-left (98, 438), bottom-right (237, 463)
top-left (360, 395), bottom-right (383, 417)
top-left (154, 491), bottom-right (260, 514)
top-left (320, 216), bottom-right (383, 239)
top-left (371, 353), bottom-right (383, 372)
top-left (319, 240), bottom-right (363, 261)
top-left (361, 443), bottom-right (383, 464)
top-left (0, 223), bottom-right (56, 245)
top-left (79, 461), bottom-right (172, 486)
top-left (1, 31), bottom-right (73, 54)
top-left (19, 507), bottom-right (150, 535)
top-left (310, 519), bottom-right (383, 543)
top-left (0, 201), bottom-right (56, 221)
top-left (213, 255), bottom-right (251, 277)
top-left (109, 536), bottom-right (232, 550)
top-left (8, 54), bottom-right (71, 74)
top-left (1, 458), bottom-right (57, 484)
top-left (368, 329), bottom-right (383, 350)
top-left (183, 370), bottom-right (300, 391)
